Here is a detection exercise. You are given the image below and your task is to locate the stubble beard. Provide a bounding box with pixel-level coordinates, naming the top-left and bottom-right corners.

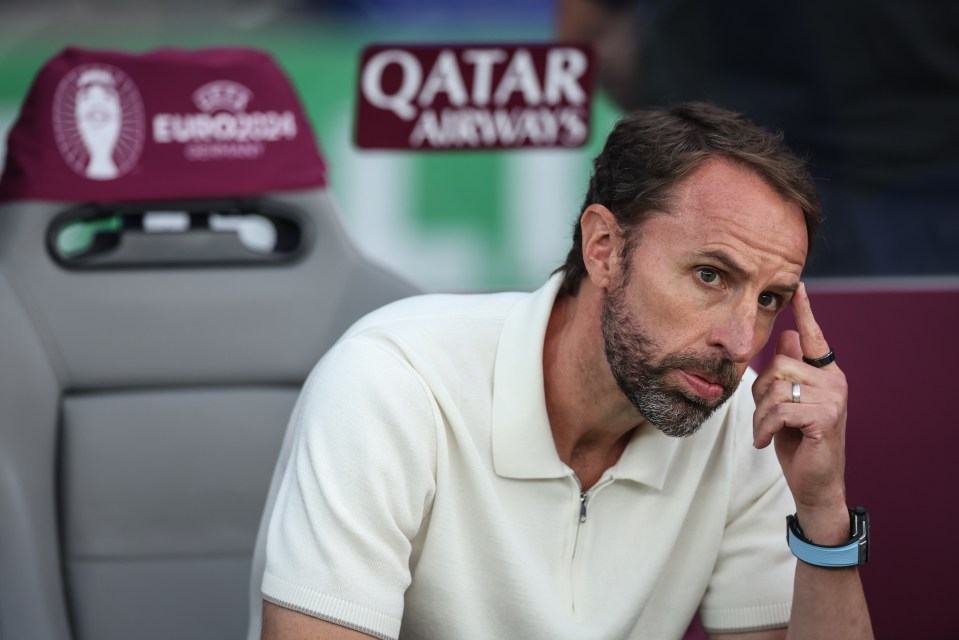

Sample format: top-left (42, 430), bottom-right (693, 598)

top-left (600, 280), bottom-right (740, 438)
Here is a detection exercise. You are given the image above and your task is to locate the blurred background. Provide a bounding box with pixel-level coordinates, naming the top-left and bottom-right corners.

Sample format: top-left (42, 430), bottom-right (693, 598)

top-left (0, 0), bottom-right (624, 293)
top-left (2, 1), bottom-right (957, 292)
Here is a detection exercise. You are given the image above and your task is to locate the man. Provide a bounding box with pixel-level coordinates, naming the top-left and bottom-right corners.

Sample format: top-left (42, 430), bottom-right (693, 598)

top-left (260, 102), bottom-right (873, 639)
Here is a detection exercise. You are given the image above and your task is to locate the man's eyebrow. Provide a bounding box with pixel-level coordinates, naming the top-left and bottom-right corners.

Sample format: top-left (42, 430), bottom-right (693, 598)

top-left (774, 281), bottom-right (801, 294)
top-left (694, 249), bottom-right (749, 279)
top-left (694, 249), bottom-right (800, 293)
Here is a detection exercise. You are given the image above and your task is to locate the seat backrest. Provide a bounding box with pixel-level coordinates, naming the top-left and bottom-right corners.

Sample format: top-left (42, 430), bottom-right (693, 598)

top-left (0, 47), bottom-right (418, 640)
top-left (753, 277), bottom-right (959, 638)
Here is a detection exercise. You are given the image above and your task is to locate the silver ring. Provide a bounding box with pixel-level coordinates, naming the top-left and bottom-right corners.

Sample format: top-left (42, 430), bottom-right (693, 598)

top-left (791, 382), bottom-right (801, 403)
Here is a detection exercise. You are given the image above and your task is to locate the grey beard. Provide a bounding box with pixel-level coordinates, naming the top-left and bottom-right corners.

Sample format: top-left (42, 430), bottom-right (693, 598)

top-left (601, 285), bottom-right (739, 438)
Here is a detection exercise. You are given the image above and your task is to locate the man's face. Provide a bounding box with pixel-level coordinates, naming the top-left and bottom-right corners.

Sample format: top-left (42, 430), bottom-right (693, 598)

top-left (600, 158), bottom-right (808, 437)
top-left (602, 279), bottom-right (740, 437)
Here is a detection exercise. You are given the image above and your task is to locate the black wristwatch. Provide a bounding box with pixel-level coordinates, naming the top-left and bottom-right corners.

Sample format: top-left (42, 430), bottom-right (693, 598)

top-left (786, 507), bottom-right (869, 568)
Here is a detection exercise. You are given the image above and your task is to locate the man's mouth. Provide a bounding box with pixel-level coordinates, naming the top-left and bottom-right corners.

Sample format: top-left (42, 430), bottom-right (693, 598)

top-left (676, 369), bottom-right (726, 402)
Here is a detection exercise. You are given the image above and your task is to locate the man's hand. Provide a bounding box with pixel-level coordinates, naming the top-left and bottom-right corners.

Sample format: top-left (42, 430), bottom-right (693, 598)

top-left (751, 282), bottom-right (874, 638)
top-left (752, 282), bottom-right (849, 541)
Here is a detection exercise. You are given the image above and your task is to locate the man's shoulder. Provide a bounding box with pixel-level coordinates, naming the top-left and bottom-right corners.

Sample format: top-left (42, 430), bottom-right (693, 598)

top-left (312, 288), bottom-right (536, 412)
top-left (317, 288), bottom-right (535, 381)
top-left (342, 288), bottom-right (529, 340)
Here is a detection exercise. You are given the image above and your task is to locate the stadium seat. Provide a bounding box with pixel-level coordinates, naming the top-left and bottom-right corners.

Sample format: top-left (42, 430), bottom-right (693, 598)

top-left (0, 46), bottom-right (418, 640)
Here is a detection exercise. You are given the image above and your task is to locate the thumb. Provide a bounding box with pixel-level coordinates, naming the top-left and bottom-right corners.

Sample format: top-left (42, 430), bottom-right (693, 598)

top-left (775, 329), bottom-right (803, 361)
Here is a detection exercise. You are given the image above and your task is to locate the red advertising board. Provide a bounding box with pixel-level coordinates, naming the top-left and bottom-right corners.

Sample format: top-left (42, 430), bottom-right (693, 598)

top-left (355, 43), bottom-right (594, 151)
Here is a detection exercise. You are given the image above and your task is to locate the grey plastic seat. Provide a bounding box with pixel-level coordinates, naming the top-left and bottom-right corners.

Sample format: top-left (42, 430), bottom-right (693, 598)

top-left (0, 47), bottom-right (418, 640)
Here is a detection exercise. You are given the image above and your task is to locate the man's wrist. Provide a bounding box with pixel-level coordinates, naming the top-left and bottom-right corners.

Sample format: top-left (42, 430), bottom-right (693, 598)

top-left (787, 507), bottom-right (870, 568)
top-left (794, 499), bottom-right (850, 545)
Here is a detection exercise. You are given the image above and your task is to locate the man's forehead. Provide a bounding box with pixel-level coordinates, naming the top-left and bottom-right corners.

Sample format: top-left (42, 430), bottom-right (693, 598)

top-left (675, 160), bottom-right (802, 224)
top-left (628, 160), bottom-right (809, 270)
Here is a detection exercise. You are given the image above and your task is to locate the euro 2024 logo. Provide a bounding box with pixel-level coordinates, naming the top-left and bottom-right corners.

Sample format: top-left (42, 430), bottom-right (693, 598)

top-left (52, 64), bottom-right (146, 181)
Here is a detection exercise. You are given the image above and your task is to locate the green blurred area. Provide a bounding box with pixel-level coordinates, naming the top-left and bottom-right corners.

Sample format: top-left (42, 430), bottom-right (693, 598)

top-left (0, 12), bottom-right (622, 291)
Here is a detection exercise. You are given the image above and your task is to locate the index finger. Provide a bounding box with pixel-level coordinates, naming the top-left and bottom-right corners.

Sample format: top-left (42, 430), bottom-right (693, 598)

top-left (791, 282), bottom-right (836, 368)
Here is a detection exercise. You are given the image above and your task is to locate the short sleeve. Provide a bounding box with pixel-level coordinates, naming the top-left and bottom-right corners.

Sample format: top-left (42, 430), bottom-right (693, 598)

top-left (699, 371), bottom-right (797, 634)
top-left (261, 335), bottom-right (438, 640)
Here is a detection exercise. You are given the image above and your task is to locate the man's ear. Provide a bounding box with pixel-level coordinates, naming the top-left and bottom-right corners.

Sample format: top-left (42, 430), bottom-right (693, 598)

top-left (580, 204), bottom-right (622, 289)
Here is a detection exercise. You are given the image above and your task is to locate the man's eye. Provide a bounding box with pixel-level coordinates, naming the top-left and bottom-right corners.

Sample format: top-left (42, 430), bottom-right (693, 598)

top-left (758, 291), bottom-right (783, 310)
top-left (698, 267), bottom-right (721, 285)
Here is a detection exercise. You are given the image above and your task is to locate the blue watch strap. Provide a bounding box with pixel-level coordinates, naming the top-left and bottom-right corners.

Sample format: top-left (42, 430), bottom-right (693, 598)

top-left (786, 507), bottom-right (869, 568)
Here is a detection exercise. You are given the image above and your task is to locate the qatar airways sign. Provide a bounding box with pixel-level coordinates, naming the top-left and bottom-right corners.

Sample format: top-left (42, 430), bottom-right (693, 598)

top-left (355, 44), bottom-right (594, 150)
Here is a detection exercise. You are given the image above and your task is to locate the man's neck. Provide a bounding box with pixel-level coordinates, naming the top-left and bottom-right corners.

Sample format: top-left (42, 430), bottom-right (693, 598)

top-left (543, 283), bottom-right (646, 490)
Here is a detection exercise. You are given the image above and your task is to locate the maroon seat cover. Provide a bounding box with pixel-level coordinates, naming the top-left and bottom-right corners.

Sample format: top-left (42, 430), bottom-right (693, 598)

top-left (0, 46), bottom-right (326, 203)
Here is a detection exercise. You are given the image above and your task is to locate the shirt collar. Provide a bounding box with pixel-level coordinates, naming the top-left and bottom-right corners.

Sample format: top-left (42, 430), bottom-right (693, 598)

top-left (490, 274), bottom-right (681, 490)
top-left (607, 423), bottom-right (680, 490)
top-left (491, 274), bottom-right (567, 480)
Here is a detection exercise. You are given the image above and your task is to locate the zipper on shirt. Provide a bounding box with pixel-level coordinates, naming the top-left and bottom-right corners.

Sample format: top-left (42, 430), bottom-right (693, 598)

top-left (577, 476), bottom-right (613, 522)
top-left (567, 475), bottom-right (614, 615)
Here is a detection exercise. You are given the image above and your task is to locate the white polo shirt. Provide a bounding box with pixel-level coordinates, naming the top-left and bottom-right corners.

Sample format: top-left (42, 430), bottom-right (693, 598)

top-left (262, 274), bottom-right (796, 639)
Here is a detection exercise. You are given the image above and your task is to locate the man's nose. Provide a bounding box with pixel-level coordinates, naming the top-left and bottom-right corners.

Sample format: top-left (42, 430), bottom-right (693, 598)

top-left (709, 299), bottom-right (759, 364)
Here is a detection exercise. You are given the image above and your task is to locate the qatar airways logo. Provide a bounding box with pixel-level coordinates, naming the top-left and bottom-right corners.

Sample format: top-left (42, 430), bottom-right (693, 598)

top-left (52, 65), bottom-right (146, 180)
top-left (355, 44), bottom-right (595, 150)
top-left (152, 80), bottom-right (298, 161)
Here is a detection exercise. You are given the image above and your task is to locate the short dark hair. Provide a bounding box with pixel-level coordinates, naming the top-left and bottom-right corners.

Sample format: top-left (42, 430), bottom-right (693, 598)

top-left (557, 102), bottom-right (822, 296)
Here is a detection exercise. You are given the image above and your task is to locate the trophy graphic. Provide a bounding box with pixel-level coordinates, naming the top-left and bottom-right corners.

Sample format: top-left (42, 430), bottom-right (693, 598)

top-left (74, 69), bottom-right (121, 179)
